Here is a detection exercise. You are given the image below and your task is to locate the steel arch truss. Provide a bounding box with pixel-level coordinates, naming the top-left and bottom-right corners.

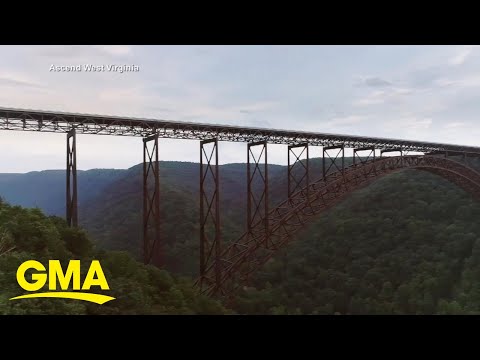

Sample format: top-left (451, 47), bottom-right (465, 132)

top-left (143, 134), bottom-right (161, 266)
top-left (199, 138), bottom-right (221, 291)
top-left (198, 155), bottom-right (480, 299)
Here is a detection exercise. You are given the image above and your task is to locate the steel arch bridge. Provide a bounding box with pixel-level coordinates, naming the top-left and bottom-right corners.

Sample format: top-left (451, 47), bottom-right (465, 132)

top-left (197, 155), bottom-right (480, 299)
top-left (0, 107), bottom-right (479, 300)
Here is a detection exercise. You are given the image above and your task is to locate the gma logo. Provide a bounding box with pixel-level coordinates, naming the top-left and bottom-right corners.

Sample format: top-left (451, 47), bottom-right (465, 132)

top-left (9, 260), bottom-right (115, 305)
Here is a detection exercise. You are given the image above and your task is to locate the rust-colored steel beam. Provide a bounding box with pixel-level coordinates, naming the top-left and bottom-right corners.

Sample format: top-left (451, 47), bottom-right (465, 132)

top-left (199, 138), bottom-right (221, 291)
top-left (288, 143), bottom-right (309, 198)
top-left (2, 107), bottom-right (480, 156)
top-left (323, 144), bottom-right (344, 179)
top-left (143, 133), bottom-right (161, 266)
top-left (198, 154), bottom-right (480, 299)
top-left (66, 129), bottom-right (78, 227)
top-left (247, 140), bottom-right (269, 248)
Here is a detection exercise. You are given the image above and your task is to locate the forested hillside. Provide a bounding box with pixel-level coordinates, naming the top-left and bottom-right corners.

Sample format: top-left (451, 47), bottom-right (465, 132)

top-left (1, 158), bottom-right (480, 314)
top-left (79, 161), bottom-right (285, 275)
top-left (235, 170), bottom-right (480, 314)
top-left (0, 169), bottom-right (125, 216)
top-left (0, 199), bottom-right (227, 314)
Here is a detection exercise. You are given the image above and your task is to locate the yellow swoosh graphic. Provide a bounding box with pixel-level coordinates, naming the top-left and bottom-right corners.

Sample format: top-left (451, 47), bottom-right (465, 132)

top-left (9, 292), bottom-right (115, 305)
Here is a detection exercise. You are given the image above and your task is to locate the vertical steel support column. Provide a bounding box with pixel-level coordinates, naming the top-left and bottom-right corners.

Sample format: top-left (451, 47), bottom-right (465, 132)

top-left (247, 140), bottom-right (269, 245)
top-left (66, 129), bottom-right (78, 227)
top-left (288, 143), bottom-right (309, 197)
top-left (199, 138), bottom-right (221, 291)
top-left (323, 144), bottom-right (344, 179)
top-left (143, 133), bottom-right (161, 266)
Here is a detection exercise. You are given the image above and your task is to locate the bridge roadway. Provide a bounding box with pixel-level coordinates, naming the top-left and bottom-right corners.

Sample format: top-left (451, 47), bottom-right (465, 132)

top-left (1, 107), bottom-right (480, 155)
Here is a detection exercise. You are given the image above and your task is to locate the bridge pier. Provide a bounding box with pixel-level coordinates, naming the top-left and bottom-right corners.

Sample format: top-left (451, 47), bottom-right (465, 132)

top-left (199, 138), bottom-right (221, 291)
top-left (323, 144), bottom-right (344, 179)
top-left (288, 142), bottom-right (309, 197)
top-left (143, 133), bottom-right (161, 266)
top-left (66, 129), bottom-right (78, 227)
top-left (247, 140), bottom-right (269, 247)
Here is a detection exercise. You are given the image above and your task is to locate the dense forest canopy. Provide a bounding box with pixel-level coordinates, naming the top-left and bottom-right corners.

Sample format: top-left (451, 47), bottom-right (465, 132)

top-left (236, 170), bottom-right (480, 314)
top-left (0, 199), bottom-right (227, 314)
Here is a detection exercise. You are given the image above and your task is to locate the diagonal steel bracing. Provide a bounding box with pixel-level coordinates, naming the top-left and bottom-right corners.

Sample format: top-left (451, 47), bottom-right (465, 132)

top-left (323, 144), bottom-right (344, 179)
top-left (248, 140), bottom-right (270, 249)
top-left (143, 133), bottom-right (161, 266)
top-left (288, 143), bottom-right (309, 198)
top-left (353, 146), bottom-right (377, 179)
top-left (66, 129), bottom-right (78, 227)
top-left (199, 138), bottom-right (221, 291)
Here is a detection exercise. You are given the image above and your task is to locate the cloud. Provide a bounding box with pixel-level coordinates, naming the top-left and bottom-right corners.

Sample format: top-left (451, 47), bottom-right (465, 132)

top-left (34, 46), bottom-right (87, 59)
top-left (237, 101), bottom-right (278, 115)
top-left (173, 101), bottom-right (278, 124)
top-left (353, 85), bottom-right (415, 107)
top-left (144, 106), bottom-right (174, 113)
top-left (353, 90), bottom-right (386, 106)
top-left (433, 78), bottom-right (457, 87)
top-left (32, 45), bottom-right (132, 60)
top-left (323, 115), bottom-right (366, 129)
top-left (94, 45), bottom-right (132, 57)
top-left (383, 117), bottom-right (433, 133)
top-left (449, 46), bottom-right (475, 66)
top-left (331, 115), bottom-right (365, 125)
top-left (430, 75), bottom-right (480, 90)
top-left (0, 76), bottom-right (44, 89)
top-left (444, 122), bottom-right (467, 129)
top-left (356, 76), bottom-right (392, 87)
top-left (457, 75), bottom-right (480, 88)
top-left (406, 117), bottom-right (432, 130)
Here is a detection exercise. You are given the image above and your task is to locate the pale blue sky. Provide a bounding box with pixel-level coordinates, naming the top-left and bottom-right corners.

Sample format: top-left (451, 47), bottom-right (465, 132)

top-left (0, 45), bottom-right (479, 172)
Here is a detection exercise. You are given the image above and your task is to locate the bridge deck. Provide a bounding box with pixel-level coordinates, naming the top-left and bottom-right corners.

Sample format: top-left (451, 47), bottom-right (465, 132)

top-left (0, 107), bottom-right (479, 154)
